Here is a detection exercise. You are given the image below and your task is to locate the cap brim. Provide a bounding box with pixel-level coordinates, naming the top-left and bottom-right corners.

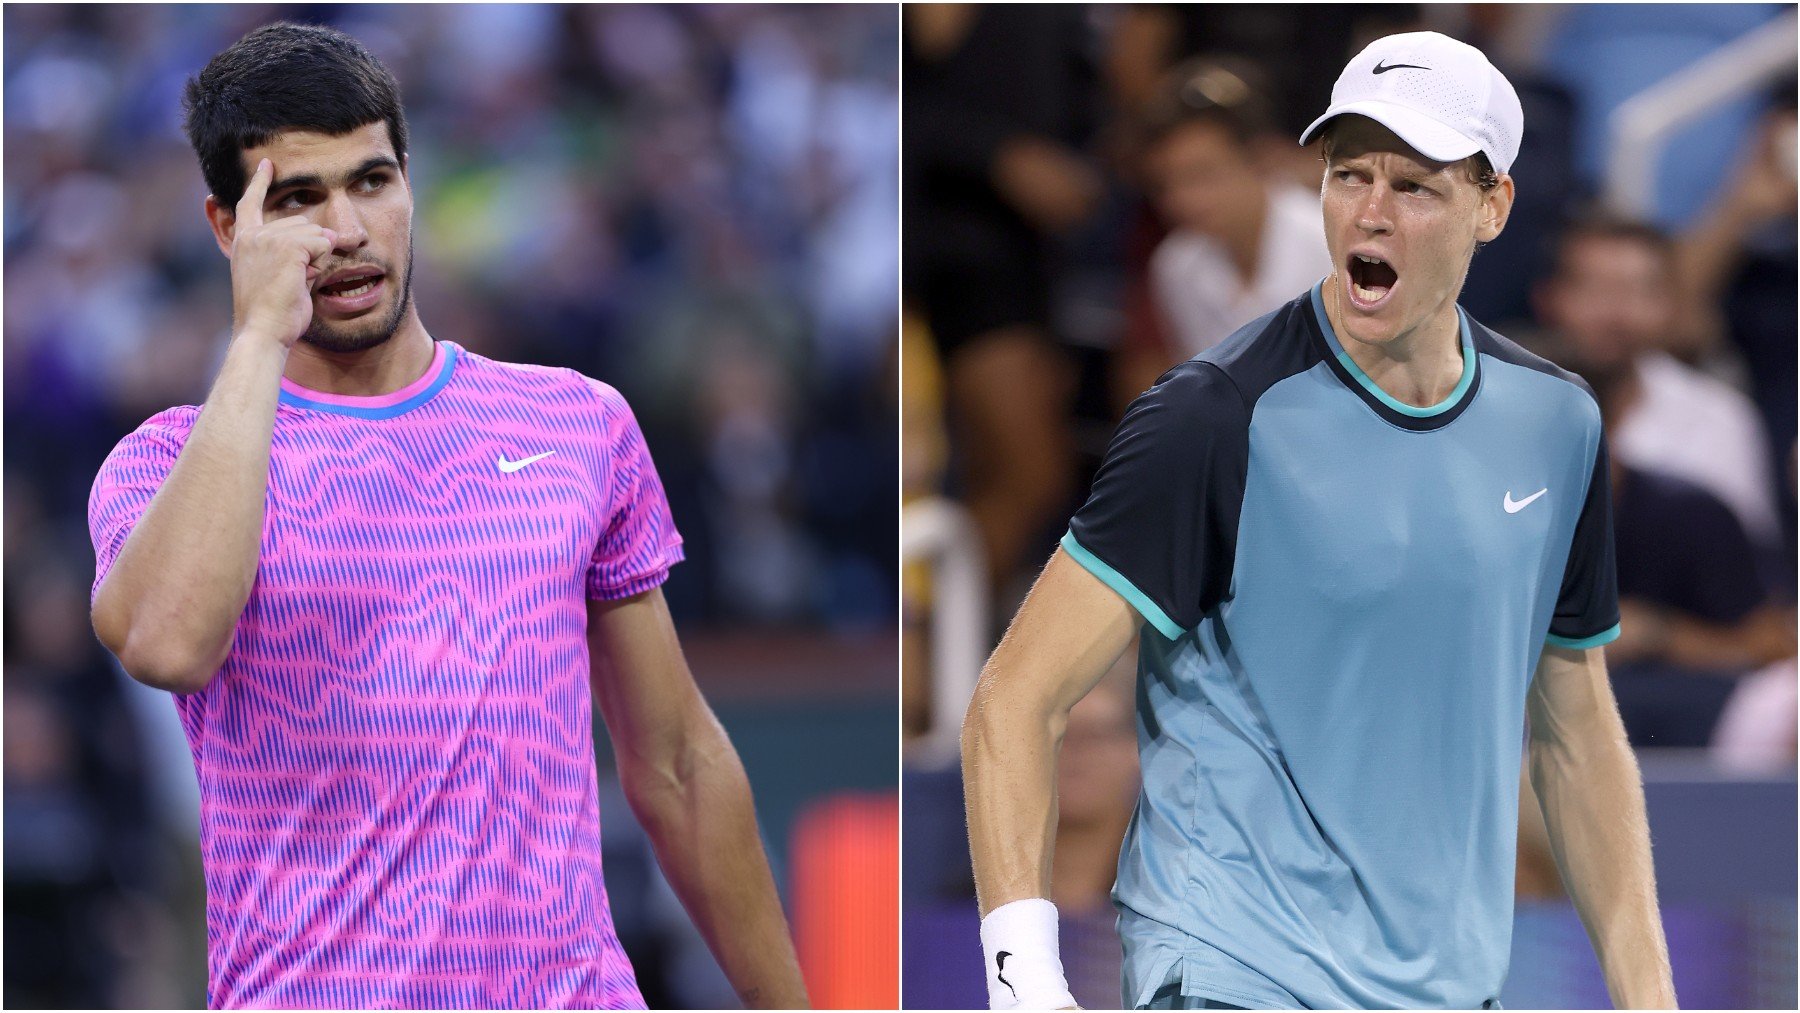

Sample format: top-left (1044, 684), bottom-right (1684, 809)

top-left (1299, 100), bottom-right (1481, 165)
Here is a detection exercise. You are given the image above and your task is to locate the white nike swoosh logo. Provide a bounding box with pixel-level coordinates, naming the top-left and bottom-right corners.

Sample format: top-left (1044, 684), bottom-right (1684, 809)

top-left (497, 450), bottom-right (555, 473)
top-left (1503, 488), bottom-right (1547, 513)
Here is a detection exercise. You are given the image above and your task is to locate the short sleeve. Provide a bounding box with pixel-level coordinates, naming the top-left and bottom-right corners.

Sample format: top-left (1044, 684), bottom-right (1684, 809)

top-left (1546, 435), bottom-right (1621, 649)
top-left (585, 383), bottom-right (685, 601)
top-left (1063, 361), bottom-right (1249, 640)
top-left (87, 412), bottom-right (194, 602)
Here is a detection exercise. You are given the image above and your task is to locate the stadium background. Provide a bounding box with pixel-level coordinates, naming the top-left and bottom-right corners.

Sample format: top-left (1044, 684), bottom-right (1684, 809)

top-left (3, 4), bottom-right (897, 1009)
top-left (903, 4), bottom-right (1797, 1010)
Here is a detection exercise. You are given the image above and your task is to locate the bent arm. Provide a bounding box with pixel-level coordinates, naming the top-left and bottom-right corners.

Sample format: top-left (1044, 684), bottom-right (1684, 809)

top-left (962, 547), bottom-right (1139, 916)
top-left (588, 590), bottom-right (808, 1010)
top-left (91, 334), bottom-right (289, 693)
top-left (1526, 643), bottom-right (1677, 1009)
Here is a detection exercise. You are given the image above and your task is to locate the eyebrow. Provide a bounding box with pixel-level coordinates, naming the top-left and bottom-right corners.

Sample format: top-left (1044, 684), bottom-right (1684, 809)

top-left (268, 155), bottom-right (400, 196)
top-left (1333, 154), bottom-right (1451, 177)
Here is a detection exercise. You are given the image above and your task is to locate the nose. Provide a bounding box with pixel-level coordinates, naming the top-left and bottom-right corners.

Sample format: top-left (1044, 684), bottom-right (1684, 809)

top-left (1356, 185), bottom-right (1395, 236)
top-left (318, 192), bottom-right (368, 252)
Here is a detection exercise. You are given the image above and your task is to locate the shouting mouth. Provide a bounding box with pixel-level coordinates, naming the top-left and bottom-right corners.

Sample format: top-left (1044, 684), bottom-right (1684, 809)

top-left (1346, 252), bottom-right (1399, 310)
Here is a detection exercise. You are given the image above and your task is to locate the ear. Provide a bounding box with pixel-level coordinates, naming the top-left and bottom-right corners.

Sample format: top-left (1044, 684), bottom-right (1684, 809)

top-left (203, 194), bottom-right (236, 259)
top-left (1475, 173), bottom-right (1515, 243)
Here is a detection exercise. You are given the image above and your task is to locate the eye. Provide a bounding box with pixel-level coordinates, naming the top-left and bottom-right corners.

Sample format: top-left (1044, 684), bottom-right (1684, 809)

top-left (354, 173), bottom-right (390, 193)
top-left (272, 190), bottom-right (316, 210)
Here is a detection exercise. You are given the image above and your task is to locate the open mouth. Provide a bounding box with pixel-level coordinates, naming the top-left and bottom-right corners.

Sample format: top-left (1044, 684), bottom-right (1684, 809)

top-left (320, 276), bottom-right (379, 298)
top-left (314, 268), bottom-right (386, 312)
top-left (1346, 253), bottom-right (1399, 309)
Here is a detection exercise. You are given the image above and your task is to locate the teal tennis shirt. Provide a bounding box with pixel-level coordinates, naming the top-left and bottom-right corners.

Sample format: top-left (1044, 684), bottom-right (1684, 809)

top-left (1064, 283), bottom-right (1620, 1010)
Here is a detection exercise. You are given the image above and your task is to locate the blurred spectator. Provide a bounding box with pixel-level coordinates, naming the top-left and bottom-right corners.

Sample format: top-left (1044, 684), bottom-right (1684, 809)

top-left (1104, 5), bottom-right (1422, 190)
top-left (1104, 5), bottom-right (1422, 142)
top-left (1672, 105), bottom-right (1798, 362)
top-left (1607, 462), bottom-right (1793, 746)
top-left (903, 4), bottom-right (1097, 596)
top-left (1116, 57), bottom-right (1333, 406)
top-left (4, 5), bottom-right (897, 1006)
top-left (1533, 216), bottom-right (1783, 556)
top-left (1580, 356), bottom-right (1797, 746)
top-left (1675, 98), bottom-right (1798, 534)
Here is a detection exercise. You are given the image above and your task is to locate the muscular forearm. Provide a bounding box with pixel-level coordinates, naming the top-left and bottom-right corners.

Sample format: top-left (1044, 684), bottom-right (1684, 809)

top-left (624, 711), bottom-right (808, 1009)
top-left (1529, 701), bottom-right (1676, 1008)
top-left (93, 331), bottom-right (287, 693)
top-left (962, 672), bottom-right (1064, 916)
top-left (962, 549), bottom-right (1137, 918)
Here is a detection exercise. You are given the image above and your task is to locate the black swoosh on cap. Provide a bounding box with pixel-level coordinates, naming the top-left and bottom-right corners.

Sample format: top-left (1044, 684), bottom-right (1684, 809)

top-left (1374, 61), bottom-right (1430, 74)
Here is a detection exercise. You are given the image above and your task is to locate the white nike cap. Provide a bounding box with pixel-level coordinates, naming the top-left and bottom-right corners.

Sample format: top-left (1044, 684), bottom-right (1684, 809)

top-left (1299, 31), bottom-right (1523, 175)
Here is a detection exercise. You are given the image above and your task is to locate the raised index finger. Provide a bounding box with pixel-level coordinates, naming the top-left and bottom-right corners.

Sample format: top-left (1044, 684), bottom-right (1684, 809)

top-left (236, 158), bottom-right (272, 229)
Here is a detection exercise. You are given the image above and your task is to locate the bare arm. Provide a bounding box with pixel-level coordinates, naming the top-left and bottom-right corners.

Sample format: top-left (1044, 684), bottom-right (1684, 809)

top-left (962, 547), bottom-right (1139, 916)
top-left (1527, 643), bottom-right (1677, 1009)
top-left (588, 589), bottom-right (808, 1010)
top-left (91, 159), bottom-right (335, 693)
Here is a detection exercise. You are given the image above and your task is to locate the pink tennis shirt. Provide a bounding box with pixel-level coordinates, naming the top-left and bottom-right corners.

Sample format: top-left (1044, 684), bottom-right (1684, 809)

top-left (88, 341), bottom-right (682, 1009)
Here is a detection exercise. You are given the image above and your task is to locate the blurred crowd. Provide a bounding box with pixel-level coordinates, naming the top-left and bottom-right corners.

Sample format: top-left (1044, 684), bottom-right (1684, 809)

top-left (4, 4), bottom-right (896, 1006)
top-left (903, 4), bottom-right (1794, 1008)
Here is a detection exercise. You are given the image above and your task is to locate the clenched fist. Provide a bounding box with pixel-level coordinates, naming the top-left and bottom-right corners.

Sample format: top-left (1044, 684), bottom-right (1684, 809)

top-left (229, 158), bottom-right (339, 346)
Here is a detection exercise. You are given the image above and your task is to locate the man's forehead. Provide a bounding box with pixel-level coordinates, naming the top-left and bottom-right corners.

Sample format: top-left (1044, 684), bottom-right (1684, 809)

top-left (240, 121), bottom-right (395, 173)
top-left (1325, 117), bottom-right (1451, 171)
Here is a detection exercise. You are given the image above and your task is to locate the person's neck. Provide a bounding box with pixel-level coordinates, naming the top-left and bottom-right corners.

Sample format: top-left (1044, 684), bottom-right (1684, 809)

top-left (284, 312), bottom-right (435, 396)
top-left (1323, 277), bottom-right (1464, 409)
top-left (1049, 814), bottom-right (1130, 914)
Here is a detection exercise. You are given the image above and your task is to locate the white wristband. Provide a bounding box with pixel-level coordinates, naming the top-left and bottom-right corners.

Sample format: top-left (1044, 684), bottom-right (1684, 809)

top-left (979, 898), bottom-right (1077, 1010)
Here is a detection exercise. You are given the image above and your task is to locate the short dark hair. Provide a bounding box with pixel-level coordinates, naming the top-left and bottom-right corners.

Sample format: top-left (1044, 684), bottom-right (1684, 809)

top-left (1141, 57), bottom-right (1279, 152)
top-left (1551, 212), bottom-right (1674, 276)
top-left (1318, 118), bottom-right (1500, 193)
top-left (183, 22), bottom-right (408, 206)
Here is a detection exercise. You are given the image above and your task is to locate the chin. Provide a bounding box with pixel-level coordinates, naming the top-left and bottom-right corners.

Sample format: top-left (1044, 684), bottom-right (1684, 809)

top-left (302, 281), bottom-right (409, 353)
top-left (301, 312), bottom-right (399, 353)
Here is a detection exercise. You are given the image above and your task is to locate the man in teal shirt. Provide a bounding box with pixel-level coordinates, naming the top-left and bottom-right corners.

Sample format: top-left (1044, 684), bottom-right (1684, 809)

top-left (964, 32), bottom-right (1677, 1010)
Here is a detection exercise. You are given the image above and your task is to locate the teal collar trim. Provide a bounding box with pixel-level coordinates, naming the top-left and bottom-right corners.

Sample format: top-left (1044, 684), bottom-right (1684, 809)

top-left (1309, 283), bottom-right (1476, 418)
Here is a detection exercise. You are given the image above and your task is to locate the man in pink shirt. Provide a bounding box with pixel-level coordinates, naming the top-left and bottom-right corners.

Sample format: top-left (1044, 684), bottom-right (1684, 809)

top-left (87, 22), bottom-right (808, 1009)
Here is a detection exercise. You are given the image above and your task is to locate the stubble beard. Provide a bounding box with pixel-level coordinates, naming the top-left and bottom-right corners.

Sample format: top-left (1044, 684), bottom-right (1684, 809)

top-left (299, 236), bottom-right (415, 354)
